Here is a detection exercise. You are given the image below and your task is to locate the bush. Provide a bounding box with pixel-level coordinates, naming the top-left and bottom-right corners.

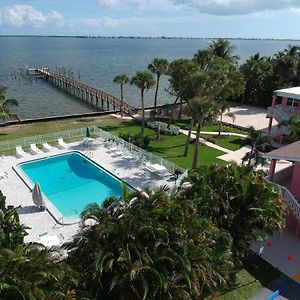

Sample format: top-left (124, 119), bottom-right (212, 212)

top-left (146, 120), bottom-right (180, 135)
top-left (119, 132), bottom-right (150, 149)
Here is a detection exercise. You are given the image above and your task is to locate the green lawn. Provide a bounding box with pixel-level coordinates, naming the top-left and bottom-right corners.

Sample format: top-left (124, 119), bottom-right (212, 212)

top-left (0, 116), bottom-right (124, 142)
top-left (204, 255), bottom-right (281, 300)
top-left (100, 120), bottom-right (226, 169)
top-left (169, 118), bottom-right (246, 134)
top-left (201, 133), bottom-right (245, 151)
top-left (1, 117), bottom-right (229, 169)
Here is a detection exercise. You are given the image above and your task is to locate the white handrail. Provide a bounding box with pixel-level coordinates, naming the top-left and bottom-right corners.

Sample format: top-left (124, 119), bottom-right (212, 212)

top-left (265, 177), bottom-right (300, 222)
top-left (93, 126), bottom-right (186, 175)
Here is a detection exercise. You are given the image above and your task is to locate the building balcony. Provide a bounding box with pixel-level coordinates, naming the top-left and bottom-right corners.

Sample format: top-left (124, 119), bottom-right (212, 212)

top-left (267, 105), bottom-right (300, 123)
top-left (265, 165), bottom-right (300, 222)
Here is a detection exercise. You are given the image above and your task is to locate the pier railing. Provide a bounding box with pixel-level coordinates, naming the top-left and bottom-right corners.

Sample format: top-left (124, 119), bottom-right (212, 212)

top-left (32, 68), bottom-right (137, 116)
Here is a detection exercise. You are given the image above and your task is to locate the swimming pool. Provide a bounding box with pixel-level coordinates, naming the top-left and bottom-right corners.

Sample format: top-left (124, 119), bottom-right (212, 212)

top-left (18, 152), bottom-right (125, 223)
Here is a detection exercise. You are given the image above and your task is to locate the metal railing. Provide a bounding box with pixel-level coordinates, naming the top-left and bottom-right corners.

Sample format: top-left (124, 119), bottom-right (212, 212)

top-left (265, 175), bottom-right (300, 222)
top-left (267, 105), bottom-right (300, 123)
top-left (93, 126), bottom-right (185, 175)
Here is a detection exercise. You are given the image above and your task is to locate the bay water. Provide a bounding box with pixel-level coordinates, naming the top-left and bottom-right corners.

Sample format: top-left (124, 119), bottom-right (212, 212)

top-left (0, 36), bottom-right (299, 120)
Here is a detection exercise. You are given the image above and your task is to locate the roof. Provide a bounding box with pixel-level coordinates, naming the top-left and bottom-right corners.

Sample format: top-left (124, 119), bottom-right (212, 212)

top-left (263, 141), bottom-right (300, 162)
top-left (274, 87), bottom-right (300, 101)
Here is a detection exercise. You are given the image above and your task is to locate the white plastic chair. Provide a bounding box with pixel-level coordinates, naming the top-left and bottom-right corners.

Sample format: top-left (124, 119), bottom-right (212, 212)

top-left (57, 138), bottom-right (66, 149)
top-left (42, 143), bottom-right (53, 152)
top-left (0, 171), bottom-right (8, 180)
top-left (30, 144), bottom-right (41, 154)
top-left (16, 146), bottom-right (26, 158)
top-left (112, 150), bottom-right (124, 157)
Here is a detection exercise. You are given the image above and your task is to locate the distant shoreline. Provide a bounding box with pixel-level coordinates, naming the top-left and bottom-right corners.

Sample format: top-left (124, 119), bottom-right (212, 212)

top-left (0, 35), bottom-right (300, 41)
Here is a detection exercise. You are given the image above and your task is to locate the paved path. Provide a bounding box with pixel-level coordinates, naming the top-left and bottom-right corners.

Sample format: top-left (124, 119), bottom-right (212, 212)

top-left (221, 105), bottom-right (277, 130)
top-left (200, 130), bottom-right (247, 137)
top-left (180, 129), bottom-right (233, 154)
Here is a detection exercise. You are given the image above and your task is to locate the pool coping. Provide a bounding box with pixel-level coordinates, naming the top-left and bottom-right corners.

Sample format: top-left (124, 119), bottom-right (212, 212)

top-left (13, 150), bottom-right (134, 225)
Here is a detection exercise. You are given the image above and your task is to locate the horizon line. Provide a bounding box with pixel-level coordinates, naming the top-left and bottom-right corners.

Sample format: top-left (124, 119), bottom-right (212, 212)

top-left (0, 34), bottom-right (300, 41)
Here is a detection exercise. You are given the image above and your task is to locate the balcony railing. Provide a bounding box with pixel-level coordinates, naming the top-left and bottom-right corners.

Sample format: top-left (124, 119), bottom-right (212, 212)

top-left (267, 105), bottom-right (300, 123)
top-left (265, 171), bottom-right (300, 222)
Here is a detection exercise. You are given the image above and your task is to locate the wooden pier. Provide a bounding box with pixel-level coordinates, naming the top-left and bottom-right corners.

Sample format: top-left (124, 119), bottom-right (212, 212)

top-left (28, 68), bottom-right (137, 116)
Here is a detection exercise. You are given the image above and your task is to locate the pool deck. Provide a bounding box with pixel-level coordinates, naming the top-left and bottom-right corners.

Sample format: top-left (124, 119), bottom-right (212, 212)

top-left (0, 138), bottom-right (179, 244)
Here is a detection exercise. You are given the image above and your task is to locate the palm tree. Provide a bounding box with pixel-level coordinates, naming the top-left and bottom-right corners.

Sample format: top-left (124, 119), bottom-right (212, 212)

top-left (273, 45), bottom-right (300, 86)
top-left (0, 191), bottom-right (27, 249)
top-left (148, 58), bottom-right (169, 110)
top-left (113, 74), bottom-right (129, 117)
top-left (243, 126), bottom-right (272, 166)
top-left (185, 98), bottom-right (218, 169)
top-left (167, 59), bottom-right (199, 119)
top-left (208, 38), bottom-right (239, 64)
top-left (67, 186), bottom-right (234, 299)
top-left (278, 114), bottom-right (300, 143)
top-left (0, 191), bottom-right (79, 299)
top-left (181, 164), bottom-right (285, 262)
top-left (0, 86), bottom-right (20, 121)
top-left (130, 71), bottom-right (155, 134)
top-left (0, 244), bottom-right (79, 299)
top-left (218, 101), bottom-right (235, 136)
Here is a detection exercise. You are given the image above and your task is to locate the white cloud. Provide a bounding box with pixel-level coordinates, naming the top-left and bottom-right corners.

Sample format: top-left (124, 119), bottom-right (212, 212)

top-left (171, 0), bottom-right (300, 16)
top-left (97, 0), bottom-right (123, 7)
top-left (0, 5), bottom-right (64, 28)
top-left (97, 0), bottom-right (181, 11)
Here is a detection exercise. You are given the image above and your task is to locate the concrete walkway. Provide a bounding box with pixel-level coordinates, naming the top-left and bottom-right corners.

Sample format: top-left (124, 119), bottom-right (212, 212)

top-left (221, 105), bottom-right (277, 130)
top-left (200, 130), bottom-right (247, 137)
top-left (180, 129), bottom-right (233, 154)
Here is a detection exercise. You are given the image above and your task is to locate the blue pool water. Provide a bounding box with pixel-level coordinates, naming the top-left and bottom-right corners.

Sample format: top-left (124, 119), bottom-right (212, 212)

top-left (19, 152), bottom-right (124, 218)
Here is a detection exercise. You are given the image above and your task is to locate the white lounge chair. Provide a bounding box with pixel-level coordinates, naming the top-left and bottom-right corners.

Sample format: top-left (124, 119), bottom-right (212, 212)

top-left (0, 171), bottom-right (8, 180)
top-left (42, 143), bottom-right (53, 152)
top-left (16, 146), bottom-right (26, 158)
top-left (57, 138), bottom-right (66, 149)
top-left (30, 144), bottom-right (41, 154)
top-left (112, 150), bottom-right (124, 157)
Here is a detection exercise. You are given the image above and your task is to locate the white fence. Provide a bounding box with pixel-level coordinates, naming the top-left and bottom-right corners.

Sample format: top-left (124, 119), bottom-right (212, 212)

top-left (265, 170), bottom-right (300, 222)
top-left (0, 127), bottom-right (91, 152)
top-left (93, 126), bottom-right (186, 175)
top-left (0, 126), bottom-right (186, 176)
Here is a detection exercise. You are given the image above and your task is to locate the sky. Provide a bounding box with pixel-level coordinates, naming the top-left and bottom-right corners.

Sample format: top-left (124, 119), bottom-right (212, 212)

top-left (0, 0), bottom-right (300, 39)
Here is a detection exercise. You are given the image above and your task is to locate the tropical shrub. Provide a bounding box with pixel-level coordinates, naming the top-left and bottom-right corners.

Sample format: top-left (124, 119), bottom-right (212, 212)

top-left (0, 191), bottom-right (27, 249)
top-left (0, 244), bottom-right (79, 300)
top-left (67, 187), bottom-right (234, 299)
top-left (146, 120), bottom-right (180, 135)
top-left (0, 191), bottom-right (79, 299)
top-left (179, 164), bottom-right (286, 264)
top-left (119, 132), bottom-right (150, 149)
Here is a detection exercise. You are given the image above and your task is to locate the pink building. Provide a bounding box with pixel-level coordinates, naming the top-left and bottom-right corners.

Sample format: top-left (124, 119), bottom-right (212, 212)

top-left (267, 87), bottom-right (300, 140)
top-left (264, 141), bottom-right (300, 236)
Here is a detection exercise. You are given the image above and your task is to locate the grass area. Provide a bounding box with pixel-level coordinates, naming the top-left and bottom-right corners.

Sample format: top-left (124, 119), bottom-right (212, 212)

top-left (0, 116), bottom-right (124, 142)
top-left (169, 118), bottom-right (246, 134)
top-left (100, 120), bottom-right (226, 169)
top-left (0, 117), bottom-right (229, 169)
top-left (204, 255), bottom-right (281, 300)
top-left (201, 134), bottom-right (245, 151)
